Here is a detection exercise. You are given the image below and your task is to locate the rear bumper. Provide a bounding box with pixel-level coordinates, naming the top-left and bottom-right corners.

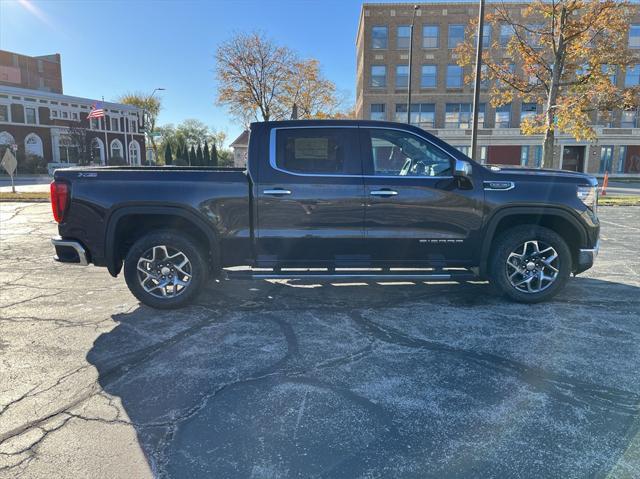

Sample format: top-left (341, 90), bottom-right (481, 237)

top-left (51, 236), bottom-right (89, 266)
top-left (576, 240), bottom-right (599, 274)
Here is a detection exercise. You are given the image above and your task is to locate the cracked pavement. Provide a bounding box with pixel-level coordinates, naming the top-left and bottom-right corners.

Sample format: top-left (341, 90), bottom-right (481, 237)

top-left (1, 202), bottom-right (639, 478)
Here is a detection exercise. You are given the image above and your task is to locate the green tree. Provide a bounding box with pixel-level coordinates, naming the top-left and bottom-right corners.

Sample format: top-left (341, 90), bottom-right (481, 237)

top-left (164, 143), bottom-right (173, 166)
top-left (210, 142), bottom-right (218, 166)
top-left (203, 141), bottom-right (211, 165)
top-left (119, 92), bottom-right (162, 164)
top-left (189, 145), bottom-right (196, 166)
top-left (196, 144), bottom-right (204, 166)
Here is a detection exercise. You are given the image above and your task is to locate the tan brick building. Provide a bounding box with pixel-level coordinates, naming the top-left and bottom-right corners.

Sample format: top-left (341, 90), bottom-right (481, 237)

top-left (356, 2), bottom-right (640, 176)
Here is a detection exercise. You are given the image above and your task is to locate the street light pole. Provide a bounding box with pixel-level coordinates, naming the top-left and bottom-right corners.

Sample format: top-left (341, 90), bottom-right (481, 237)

top-left (406, 5), bottom-right (420, 124)
top-left (470, 0), bottom-right (485, 161)
top-left (145, 87), bottom-right (165, 165)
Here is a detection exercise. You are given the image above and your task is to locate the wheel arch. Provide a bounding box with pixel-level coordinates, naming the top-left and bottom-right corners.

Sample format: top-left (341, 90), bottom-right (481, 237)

top-left (479, 206), bottom-right (588, 277)
top-left (105, 206), bottom-right (220, 277)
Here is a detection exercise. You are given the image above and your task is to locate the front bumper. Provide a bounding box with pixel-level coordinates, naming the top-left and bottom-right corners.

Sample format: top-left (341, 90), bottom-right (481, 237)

top-left (51, 236), bottom-right (89, 266)
top-left (576, 239), bottom-right (599, 274)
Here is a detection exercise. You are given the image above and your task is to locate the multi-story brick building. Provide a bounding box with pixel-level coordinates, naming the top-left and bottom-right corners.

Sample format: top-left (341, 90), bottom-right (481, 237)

top-left (356, 2), bottom-right (640, 176)
top-left (0, 50), bottom-right (63, 94)
top-left (0, 50), bottom-right (145, 173)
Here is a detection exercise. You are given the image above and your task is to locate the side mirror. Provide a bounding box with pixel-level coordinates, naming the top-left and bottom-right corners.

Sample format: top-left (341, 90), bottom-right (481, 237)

top-left (454, 159), bottom-right (472, 178)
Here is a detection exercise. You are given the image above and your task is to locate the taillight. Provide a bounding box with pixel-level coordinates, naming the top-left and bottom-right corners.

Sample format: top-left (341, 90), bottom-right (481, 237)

top-left (50, 181), bottom-right (69, 223)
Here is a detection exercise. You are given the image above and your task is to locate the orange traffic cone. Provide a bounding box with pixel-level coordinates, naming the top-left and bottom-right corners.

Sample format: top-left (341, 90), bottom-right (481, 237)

top-left (601, 171), bottom-right (609, 196)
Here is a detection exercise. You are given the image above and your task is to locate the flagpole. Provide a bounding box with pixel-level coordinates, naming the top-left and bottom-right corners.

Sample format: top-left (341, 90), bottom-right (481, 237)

top-left (102, 97), bottom-right (109, 165)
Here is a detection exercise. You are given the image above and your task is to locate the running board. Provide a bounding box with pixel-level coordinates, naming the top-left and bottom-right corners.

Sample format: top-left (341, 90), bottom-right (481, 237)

top-left (226, 269), bottom-right (477, 282)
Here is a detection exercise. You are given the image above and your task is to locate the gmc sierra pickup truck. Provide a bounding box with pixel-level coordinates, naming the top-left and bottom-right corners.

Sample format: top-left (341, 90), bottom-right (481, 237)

top-left (50, 120), bottom-right (600, 309)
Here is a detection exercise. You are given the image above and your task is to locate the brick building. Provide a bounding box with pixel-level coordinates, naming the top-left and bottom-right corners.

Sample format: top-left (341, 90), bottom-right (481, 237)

top-left (0, 51), bottom-right (145, 174)
top-left (355, 2), bottom-right (640, 176)
top-left (0, 50), bottom-right (63, 94)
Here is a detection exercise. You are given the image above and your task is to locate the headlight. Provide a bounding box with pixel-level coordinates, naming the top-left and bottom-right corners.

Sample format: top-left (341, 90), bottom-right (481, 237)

top-left (577, 185), bottom-right (598, 214)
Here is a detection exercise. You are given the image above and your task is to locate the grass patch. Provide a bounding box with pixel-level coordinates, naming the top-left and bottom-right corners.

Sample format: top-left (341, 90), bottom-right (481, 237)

top-left (599, 195), bottom-right (640, 206)
top-left (0, 191), bottom-right (50, 202)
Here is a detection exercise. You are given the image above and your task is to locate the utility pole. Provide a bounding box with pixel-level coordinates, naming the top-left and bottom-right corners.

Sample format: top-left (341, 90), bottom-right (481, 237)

top-left (470, 0), bottom-right (485, 160)
top-left (406, 5), bottom-right (420, 124)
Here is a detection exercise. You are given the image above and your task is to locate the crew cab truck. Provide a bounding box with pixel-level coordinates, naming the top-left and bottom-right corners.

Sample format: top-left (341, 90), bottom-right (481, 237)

top-left (50, 120), bottom-right (600, 309)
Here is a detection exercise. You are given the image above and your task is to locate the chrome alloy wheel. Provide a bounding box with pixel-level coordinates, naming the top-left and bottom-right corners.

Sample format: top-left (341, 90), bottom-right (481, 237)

top-left (136, 245), bottom-right (192, 298)
top-left (506, 240), bottom-right (559, 294)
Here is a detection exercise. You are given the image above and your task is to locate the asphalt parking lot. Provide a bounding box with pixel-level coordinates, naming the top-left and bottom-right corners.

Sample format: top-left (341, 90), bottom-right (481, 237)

top-left (1, 203), bottom-right (639, 478)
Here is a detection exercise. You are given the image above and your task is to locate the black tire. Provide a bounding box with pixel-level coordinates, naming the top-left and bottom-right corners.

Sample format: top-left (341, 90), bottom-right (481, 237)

top-left (490, 225), bottom-right (572, 303)
top-left (124, 230), bottom-right (208, 309)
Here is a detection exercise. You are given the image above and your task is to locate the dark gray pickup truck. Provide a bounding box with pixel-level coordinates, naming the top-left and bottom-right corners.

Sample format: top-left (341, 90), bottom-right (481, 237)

top-left (50, 120), bottom-right (600, 308)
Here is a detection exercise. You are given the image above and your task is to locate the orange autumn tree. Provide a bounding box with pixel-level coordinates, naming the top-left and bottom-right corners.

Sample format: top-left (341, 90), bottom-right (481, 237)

top-left (456, 0), bottom-right (640, 168)
top-left (216, 32), bottom-right (350, 124)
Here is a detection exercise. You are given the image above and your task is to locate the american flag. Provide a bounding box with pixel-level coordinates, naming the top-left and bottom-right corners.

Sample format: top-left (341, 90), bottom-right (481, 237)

top-left (87, 101), bottom-right (105, 119)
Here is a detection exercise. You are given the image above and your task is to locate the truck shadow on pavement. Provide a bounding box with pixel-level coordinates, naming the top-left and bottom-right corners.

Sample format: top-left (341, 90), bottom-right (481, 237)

top-left (87, 277), bottom-right (640, 478)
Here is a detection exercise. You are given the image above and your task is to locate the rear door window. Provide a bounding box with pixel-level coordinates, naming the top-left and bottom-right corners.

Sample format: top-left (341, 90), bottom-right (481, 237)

top-left (274, 128), bottom-right (360, 175)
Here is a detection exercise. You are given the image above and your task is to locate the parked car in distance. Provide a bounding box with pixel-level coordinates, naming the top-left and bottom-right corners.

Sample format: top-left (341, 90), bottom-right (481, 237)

top-left (50, 120), bottom-right (600, 308)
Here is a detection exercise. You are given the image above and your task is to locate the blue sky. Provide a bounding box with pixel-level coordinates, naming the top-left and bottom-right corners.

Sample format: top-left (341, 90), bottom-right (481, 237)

top-left (0, 0), bottom-right (373, 145)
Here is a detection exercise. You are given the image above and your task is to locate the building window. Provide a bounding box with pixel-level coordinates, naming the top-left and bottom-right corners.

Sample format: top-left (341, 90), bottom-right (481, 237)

top-left (370, 104), bottom-right (386, 121)
top-left (25, 107), bottom-right (36, 125)
top-left (62, 111), bottom-right (68, 119)
top-left (534, 145), bottom-right (543, 168)
top-left (130, 120), bottom-right (137, 133)
top-left (72, 112), bottom-right (78, 120)
top-left (629, 24), bottom-right (640, 49)
top-left (482, 25), bottom-right (492, 48)
top-left (601, 64), bottom-right (617, 85)
top-left (446, 65), bottom-right (463, 88)
top-left (395, 103), bottom-right (435, 128)
top-left (480, 146), bottom-right (488, 164)
top-left (51, 110), bottom-right (58, 118)
top-left (625, 64), bottom-right (640, 87)
top-left (422, 25), bottom-right (439, 48)
top-left (0, 104), bottom-right (8, 122)
top-left (520, 146), bottom-right (529, 166)
top-left (495, 103), bottom-right (512, 128)
top-left (480, 64), bottom-right (490, 89)
top-left (111, 117), bottom-right (119, 131)
top-left (455, 146), bottom-right (470, 156)
top-left (445, 103), bottom-right (471, 129)
top-left (521, 103), bottom-right (538, 123)
top-left (500, 24), bottom-right (514, 46)
top-left (110, 139), bottom-right (123, 160)
top-left (91, 138), bottom-right (104, 164)
top-left (528, 24), bottom-right (544, 49)
top-left (129, 140), bottom-right (140, 165)
top-left (597, 111), bottom-right (613, 128)
top-left (621, 109), bottom-right (638, 128)
top-left (397, 26), bottom-right (410, 49)
top-left (618, 146), bottom-right (626, 173)
top-left (448, 24), bottom-right (465, 49)
top-left (396, 65), bottom-right (409, 88)
top-left (59, 137), bottom-right (79, 163)
top-left (420, 65), bottom-right (437, 88)
top-left (371, 65), bottom-right (387, 87)
top-left (91, 118), bottom-right (100, 130)
top-left (372, 26), bottom-right (388, 49)
top-left (600, 146), bottom-right (614, 173)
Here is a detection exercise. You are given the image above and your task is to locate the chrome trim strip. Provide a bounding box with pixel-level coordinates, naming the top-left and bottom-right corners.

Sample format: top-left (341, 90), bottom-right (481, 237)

top-left (51, 237), bottom-right (88, 266)
top-left (263, 189), bottom-right (292, 195)
top-left (370, 190), bottom-right (398, 196)
top-left (483, 181), bottom-right (515, 191)
top-left (579, 239), bottom-right (600, 258)
top-left (268, 125), bottom-right (456, 180)
top-left (252, 273), bottom-right (456, 280)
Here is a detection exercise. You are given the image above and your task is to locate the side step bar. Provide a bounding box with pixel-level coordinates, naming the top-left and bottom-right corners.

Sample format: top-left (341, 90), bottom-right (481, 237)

top-left (226, 269), bottom-right (477, 282)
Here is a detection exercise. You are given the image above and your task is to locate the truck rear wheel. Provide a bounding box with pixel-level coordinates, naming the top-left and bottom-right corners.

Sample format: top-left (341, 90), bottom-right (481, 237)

top-left (490, 225), bottom-right (572, 303)
top-left (124, 230), bottom-right (208, 309)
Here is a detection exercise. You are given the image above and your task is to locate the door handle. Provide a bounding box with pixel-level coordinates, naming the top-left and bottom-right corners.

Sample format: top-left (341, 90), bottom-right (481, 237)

top-left (263, 189), bottom-right (292, 196)
top-left (370, 189), bottom-right (398, 196)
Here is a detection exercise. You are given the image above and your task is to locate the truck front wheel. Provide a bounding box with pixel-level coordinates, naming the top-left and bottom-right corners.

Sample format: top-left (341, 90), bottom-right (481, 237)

top-left (123, 230), bottom-right (208, 309)
top-left (490, 225), bottom-right (572, 303)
